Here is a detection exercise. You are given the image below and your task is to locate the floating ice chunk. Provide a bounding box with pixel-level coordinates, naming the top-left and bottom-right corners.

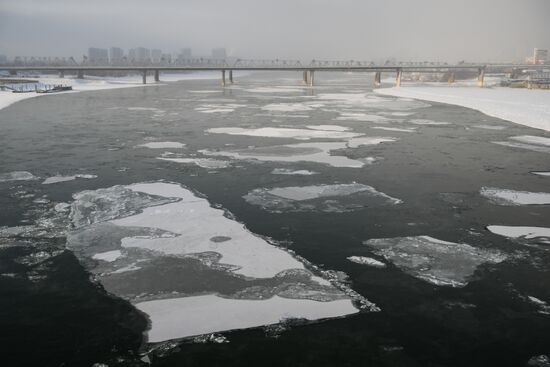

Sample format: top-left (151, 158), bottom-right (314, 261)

top-left (206, 127), bottom-right (362, 140)
top-left (138, 142), bottom-right (186, 149)
top-left (527, 355), bottom-right (550, 367)
top-left (317, 93), bottom-right (430, 110)
top-left (480, 187), bottom-right (550, 205)
top-left (136, 295), bottom-right (358, 342)
top-left (346, 137), bottom-right (397, 148)
top-left (0, 171), bottom-right (37, 182)
top-left (472, 124), bottom-right (507, 130)
top-left (306, 125), bottom-right (351, 132)
top-left (54, 202), bottom-right (71, 212)
top-left (271, 168), bottom-right (319, 175)
top-left (42, 174), bottom-right (97, 185)
top-left (195, 104), bottom-right (246, 114)
top-left (158, 157), bottom-right (231, 169)
top-left (347, 256), bottom-right (386, 268)
top-left (510, 135), bottom-right (550, 147)
top-left (261, 103), bottom-right (313, 112)
top-left (492, 141), bottom-right (550, 154)
top-left (335, 113), bottom-right (389, 123)
top-left (532, 171), bottom-right (550, 176)
top-left (92, 250), bottom-right (123, 262)
top-left (487, 225), bottom-right (550, 239)
top-left (410, 119), bottom-right (451, 126)
top-left (371, 126), bottom-right (417, 133)
top-left (244, 183), bottom-right (401, 213)
top-left (200, 142), bottom-right (367, 168)
top-left (364, 236), bottom-right (506, 287)
top-left (245, 87), bottom-right (304, 93)
top-left (527, 296), bottom-right (550, 315)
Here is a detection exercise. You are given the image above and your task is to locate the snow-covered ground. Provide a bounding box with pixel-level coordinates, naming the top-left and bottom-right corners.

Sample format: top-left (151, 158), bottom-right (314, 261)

top-left (0, 71), bottom-right (224, 111)
top-left (375, 84), bottom-right (550, 132)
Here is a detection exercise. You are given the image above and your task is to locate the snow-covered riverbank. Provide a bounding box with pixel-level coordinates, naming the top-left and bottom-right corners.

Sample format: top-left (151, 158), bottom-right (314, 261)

top-left (375, 86), bottom-right (550, 132)
top-left (0, 71), bottom-right (224, 111)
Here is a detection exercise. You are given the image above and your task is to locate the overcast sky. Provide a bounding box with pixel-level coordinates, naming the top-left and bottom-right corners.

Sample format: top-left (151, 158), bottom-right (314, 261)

top-left (1, 0), bottom-right (549, 62)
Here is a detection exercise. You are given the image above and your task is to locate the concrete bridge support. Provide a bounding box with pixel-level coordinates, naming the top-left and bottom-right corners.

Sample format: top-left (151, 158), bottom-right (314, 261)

top-left (77, 70), bottom-right (84, 79)
top-left (229, 70), bottom-right (233, 84)
top-left (307, 70), bottom-right (315, 86)
top-left (302, 71), bottom-right (308, 85)
top-left (448, 72), bottom-right (455, 84)
top-left (221, 70), bottom-right (226, 87)
top-left (59, 70), bottom-right (65, 78)
top-left (477, 67), bottom-right (485, 87)
top-left (395, 69), bottom-right (402, 87)
top-left (154, 70), bottom-right (160, 82)
top-left (142, 70), bottom-right (147, 84)
top-left (374, 72), bottom-right (381, 87)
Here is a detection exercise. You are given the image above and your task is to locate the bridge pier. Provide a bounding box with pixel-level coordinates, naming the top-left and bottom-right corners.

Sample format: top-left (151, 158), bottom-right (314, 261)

top-left (477, 67), bottom-right (485, 87)
top-left (142, 70), bottom-right (147, 84)
top-left (221, 70), bottom-right (226, 87)
top-left (448, 72), bottom-right (455, 84)
top-left (154, 70), bottom-right (160, 82)
top-left (395, 68), bottom-right (402, 87)
top-left (59, 70), bottom-right (65, 78)
top-left (229, 70), bottom-right (233, 84)
top-left (77, 70), bottom-right (84, 79)
top-left (307, 70), bottom-right (315, 86)
top-left (374, 72), bottom-right (381, 87)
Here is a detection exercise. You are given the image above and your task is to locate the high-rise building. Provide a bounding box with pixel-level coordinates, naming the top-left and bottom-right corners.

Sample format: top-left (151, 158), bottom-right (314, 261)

top-left (135, 47), bottom-right (151, 63)
top-left (109, 47), bottom-right (124, 64)
top-left (161, 53), bottom-right (172, 64)
top-left (88, 47), bottom-right (109, 65)
top-left (151, 49), bottom-right (162, 63)
top-left (211, 48), bottom-right (227, 59)
top-left (526, 48), bottom-right (549, 65)
top-left (0, 54), bottom-right (7, 64)
top-left (180, 48), bottom-right (192, 58)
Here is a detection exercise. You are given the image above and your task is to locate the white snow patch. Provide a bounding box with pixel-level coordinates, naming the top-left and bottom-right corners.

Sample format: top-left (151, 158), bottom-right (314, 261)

top-left (346, 137), bottom-right (397, 148)
top-left (472, 124), bottom-right (507, 130)
top-left (372, 126), bottom-right (417, 133)
top-left (410, 119), bottom-right (452, 126)
top-left (480, 187), bottom-right (550, 205)
top-left (376, 86), bottom-right (550, 132)
top-left (509, 135), bottom-right (550, 147)
top-left (136, 295), bottom-right (358, 342)
top-left (306, 125), bottom-right (351, 132)
top-left (531, 171), bottom-right (550, 177)
top-left (347, 256), bottom-right (386, 268)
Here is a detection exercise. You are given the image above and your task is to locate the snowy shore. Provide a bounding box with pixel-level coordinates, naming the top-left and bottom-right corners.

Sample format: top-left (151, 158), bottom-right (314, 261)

top-left (0, 71), bottom-right (223, 111)
top-left (375, 85), bottom-right (550, 132)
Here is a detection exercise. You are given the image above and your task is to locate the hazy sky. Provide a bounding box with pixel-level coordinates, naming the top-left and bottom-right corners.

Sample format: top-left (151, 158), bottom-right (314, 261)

top-left (1, 0), bottom-right (549, 62)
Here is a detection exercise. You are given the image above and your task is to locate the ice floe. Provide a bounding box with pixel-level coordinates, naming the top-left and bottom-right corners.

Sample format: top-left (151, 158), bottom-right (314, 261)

top-left (509, 135), bottom-right (550, 147)
top-left (472, 124), bottom-right (507, 130)
top-left (347, 256), bottom-right (386, 268)
top-left (42, 174), bottom-right (97, 185)
top-left (158, 157), bottom-right (231, 169)
top-left (480, 187), bottom-right (550, 205)
top-left (306, 125), bottom-right (351, 132)
top-left (65, 181), bottom-right (371, 342)
top-left (0, 171), bottom-right (37, 182)
top-left (195, 104), bottom-right (246, 114)
top-left (364, 236), bottom-right (507, 287)
top-left (206, 127), bottom-right (362, 140)
top-left (526, 296), bottom-right (550, 315)
top-left (532, 171), bottom-right (550, 177)
top-left (245, 87), bottom-right (305, 93)
top-left (271, 168), bottom-right (319, 175)
top-left (410, 119), bottom-right (451, 126)
top-left (244, 183), bottom-right (401, 213)
top-left (261, 103), bottom-right (314, 112)
top-left (138, 142), bottom-right (186, 149)
top-left (136, 295), bottom-right (358, 343)
top-left (487, 225), bottom-right (550, 246)
top-left (346, 136), bottom-right (397, 148)
top-left (335, 113), bottom-right (389, 123)
top-left (200, 142), bottom-right (368, 168)
top-left (492, 141), bottom-right (550, 154)
top-left (371, 126), bottom-right (417, 133)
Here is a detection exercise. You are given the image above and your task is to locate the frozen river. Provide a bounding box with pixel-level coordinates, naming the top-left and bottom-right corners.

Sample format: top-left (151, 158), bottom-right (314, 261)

top-left (0, 72), bottom-right (549, 367)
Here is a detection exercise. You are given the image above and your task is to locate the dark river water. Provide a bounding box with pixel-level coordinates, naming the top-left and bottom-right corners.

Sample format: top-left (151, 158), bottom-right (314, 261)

top-left (1, 72), bottom-right (549, 367)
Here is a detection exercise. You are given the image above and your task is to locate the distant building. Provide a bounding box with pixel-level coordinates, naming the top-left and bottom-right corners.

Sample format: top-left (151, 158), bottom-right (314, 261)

top-left (180, 48), bottom-right (192, 58)
top-left (109, 47), bottom-right (124, 64)
top-left (161, 53), bottom-right (172, 64)
top-left (135, 47), bottom-right (151, 63)
top-left (0, 54), bottom-right (7, 64)
top-left (526, 48), bottom-right (548, 65)
top-left (151, 49), bottom-right (162, 63)
top-left (211, 48), bottom-right (227, 59)
top-left (88, 47), bottom-right (109, 65)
